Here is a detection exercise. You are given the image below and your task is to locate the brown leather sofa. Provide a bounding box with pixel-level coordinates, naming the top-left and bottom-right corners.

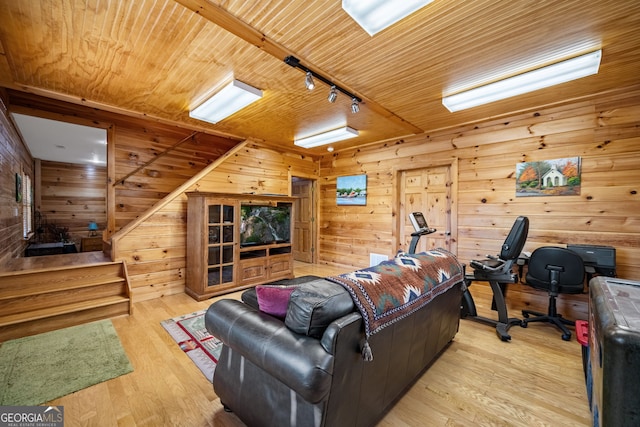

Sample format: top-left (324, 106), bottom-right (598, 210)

top-left (205, 274), bottom-right (463, 427)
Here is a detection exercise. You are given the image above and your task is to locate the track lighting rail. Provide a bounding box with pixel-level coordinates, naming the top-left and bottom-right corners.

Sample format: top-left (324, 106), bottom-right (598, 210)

top-left (284, 56), bottom-right (362, 103)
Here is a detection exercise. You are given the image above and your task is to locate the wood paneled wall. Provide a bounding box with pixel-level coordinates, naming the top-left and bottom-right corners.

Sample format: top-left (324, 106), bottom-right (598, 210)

top-left (111, 142), bottom-right (318, 301)
top-left (37, 160), bottom-right (106, 246)
top-left (5, 90), bottom-right (240, 236)
top-left (112, 126), bottom-right (238, 230)
top-left (318, 85), bottom-right (640, 281)
top-left (2, 84), bottom-right (639, 305)
top-left (0, 90), bottom-right (33, 264)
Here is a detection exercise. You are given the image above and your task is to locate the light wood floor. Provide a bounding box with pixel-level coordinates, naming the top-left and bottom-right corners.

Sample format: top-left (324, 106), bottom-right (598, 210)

top-left (49, 262), bottom-right (591, 426)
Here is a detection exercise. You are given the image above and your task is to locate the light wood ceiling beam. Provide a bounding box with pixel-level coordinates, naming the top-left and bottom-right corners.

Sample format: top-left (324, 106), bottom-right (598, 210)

top-left (173, 0), bottom-right (423, 135)
top-left (7, 84), bottom-right (243, 142)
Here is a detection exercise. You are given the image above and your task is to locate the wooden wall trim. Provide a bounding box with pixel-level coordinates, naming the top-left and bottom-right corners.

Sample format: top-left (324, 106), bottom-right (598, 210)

top-left (106, 125), bottom-right (116, 237)
top-left (10, 104), bottom-right (113, 130)
top-left (13, 84), bottom-right (243, 141)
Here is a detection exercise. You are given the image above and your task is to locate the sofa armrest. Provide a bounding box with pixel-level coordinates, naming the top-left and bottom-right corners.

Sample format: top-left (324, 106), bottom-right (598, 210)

top-left (320, 312), bottom-right (362, 354)
top-left (205, 299), bottom-right (336, 403)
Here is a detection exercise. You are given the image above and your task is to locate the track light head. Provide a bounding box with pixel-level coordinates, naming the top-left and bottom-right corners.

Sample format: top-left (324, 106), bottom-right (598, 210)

top-left (284, 56), bottom-right (362, 112)
top-left (305, 72), bottom-right (315, 90)
top-left (351, 98), bottom-right (360, 113)
top-left (328, 86), bottom-right (338, 103)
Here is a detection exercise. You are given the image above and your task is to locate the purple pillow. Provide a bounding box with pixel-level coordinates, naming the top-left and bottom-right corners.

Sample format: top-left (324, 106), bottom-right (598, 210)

top-left (255, 285), bottom-right (296, 319)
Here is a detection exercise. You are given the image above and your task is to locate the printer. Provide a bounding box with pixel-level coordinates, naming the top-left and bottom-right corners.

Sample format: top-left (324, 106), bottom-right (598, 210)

top-left (567, 244), bottom-right (616, 280)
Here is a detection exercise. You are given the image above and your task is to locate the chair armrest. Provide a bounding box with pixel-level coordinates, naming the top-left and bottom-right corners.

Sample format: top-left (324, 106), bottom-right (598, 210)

top-left (205, 299), bottom-right (337, 403)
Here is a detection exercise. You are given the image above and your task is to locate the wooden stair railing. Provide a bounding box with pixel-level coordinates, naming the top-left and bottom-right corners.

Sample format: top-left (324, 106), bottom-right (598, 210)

top-left (0, 261), bottom-right (132, 342)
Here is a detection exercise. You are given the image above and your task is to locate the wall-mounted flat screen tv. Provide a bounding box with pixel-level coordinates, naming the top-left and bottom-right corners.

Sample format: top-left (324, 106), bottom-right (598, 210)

top-left (240, 204), bottom-right (291, 247)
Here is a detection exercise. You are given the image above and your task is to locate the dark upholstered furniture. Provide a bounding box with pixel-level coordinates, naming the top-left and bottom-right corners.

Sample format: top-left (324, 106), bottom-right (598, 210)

top-left (205, 274), bottom-right (464, 427)
top-left (521, 246), bottom-right (585, 340)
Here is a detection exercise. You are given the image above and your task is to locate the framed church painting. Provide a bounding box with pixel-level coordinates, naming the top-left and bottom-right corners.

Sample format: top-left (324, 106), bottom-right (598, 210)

top-left (516, 157), bottom-right (581, 197)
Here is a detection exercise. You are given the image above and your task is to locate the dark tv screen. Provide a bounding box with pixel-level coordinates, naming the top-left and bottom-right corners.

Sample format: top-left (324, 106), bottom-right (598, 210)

top-left (240, 204), bottom-right (291, 247)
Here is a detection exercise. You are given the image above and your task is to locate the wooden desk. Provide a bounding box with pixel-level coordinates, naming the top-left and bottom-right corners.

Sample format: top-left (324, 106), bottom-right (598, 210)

top-left (81, 236), bottom-right (103, 252)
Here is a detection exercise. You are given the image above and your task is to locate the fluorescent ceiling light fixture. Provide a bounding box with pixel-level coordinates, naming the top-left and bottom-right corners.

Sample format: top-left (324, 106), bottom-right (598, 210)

top-left (190, 80), bottom-right (262, 124)
top-left (342, 0), bottom-right (434, 36)
top-left (294, 126), bottom-right (359, 148)
top-left (442, 49), bottom-right (602, 112)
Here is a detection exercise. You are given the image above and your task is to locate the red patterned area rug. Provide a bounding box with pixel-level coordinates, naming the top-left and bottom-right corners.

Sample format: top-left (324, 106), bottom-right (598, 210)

top-left (161, 310), bottom-right (222, 382)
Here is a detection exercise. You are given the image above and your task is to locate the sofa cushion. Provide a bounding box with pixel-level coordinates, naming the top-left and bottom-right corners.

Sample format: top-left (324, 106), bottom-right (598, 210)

top-left (255, 285), bottom-right (297, 319)
top-left (242, 275), bottom-right (322, 310)
top-left (241, 288), bottom-right (260, 309)
top-left (285, 279), bottom-right (354, 338)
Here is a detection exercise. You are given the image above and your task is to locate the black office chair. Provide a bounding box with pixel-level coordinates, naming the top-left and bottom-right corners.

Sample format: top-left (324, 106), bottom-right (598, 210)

top-left (461, 216), bottom-right (529, 341)
top-left (521, 246), bottom-right (585, 341)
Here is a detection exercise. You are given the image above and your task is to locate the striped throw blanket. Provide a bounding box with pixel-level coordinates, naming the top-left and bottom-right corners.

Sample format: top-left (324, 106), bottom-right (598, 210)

top-left (327, 249), bottom-right (463, 360)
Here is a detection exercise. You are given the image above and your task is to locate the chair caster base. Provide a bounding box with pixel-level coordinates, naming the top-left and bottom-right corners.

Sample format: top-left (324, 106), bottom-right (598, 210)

top-left (496, 318), bottom-right (524, 341)
top-left (496, 324), bottom-right (511, 341)
top-left (520, 315), bottom-right (573, 341)
top-left (463, 314), bottom-right (521, 341)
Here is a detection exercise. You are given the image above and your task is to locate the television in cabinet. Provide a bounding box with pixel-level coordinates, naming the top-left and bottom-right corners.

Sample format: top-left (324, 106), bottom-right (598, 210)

top-left (237, 200), bottom-right (294, 286)
top-left (185, 193), bottom-right (295, 301)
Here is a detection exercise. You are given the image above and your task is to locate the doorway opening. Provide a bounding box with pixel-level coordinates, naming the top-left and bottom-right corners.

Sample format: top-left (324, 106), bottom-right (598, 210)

top-left (12, 113), bottom-right (108, 252)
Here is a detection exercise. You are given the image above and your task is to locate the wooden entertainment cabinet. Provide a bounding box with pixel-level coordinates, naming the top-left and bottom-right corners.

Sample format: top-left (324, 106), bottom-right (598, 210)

top-left (185, 192), bottom-right (295, 301)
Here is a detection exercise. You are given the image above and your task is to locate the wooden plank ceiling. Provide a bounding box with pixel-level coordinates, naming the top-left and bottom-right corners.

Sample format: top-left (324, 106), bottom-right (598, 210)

top-left (0, 0), bottom-right (639, 154)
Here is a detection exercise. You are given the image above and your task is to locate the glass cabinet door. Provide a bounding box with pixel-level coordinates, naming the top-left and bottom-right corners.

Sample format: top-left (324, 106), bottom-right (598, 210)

top-left (207, 203), bottom-right (235, 286)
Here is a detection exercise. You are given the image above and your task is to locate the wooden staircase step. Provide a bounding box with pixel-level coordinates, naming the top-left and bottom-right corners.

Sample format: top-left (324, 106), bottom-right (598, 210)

top-left (0, 301), bottom-right (131, 343)
top-left (0, 259), bottom-right (132, 342)
top-left (0, 281), bottom-right (128, 317)
top-left (0, 295), bottom-right (130, 328)
top-left (0, 263), bottom-right (125, 300)
top-left (0, 275), bottom-right (126, 300)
